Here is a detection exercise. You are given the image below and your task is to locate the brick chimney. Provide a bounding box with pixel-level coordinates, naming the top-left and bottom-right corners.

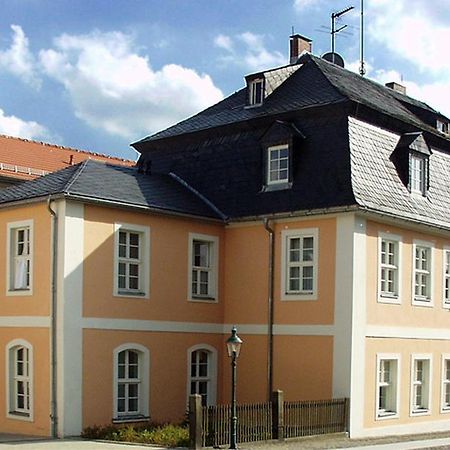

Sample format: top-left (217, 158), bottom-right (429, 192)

top-left (290, 34), bottom-right (312, 64)
top-left (385, 81), bottom-right (406, 95)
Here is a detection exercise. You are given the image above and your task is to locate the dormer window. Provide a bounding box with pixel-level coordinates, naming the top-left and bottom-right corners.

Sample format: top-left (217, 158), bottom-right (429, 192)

top-left (437, 119), bottom-right (449, 135)
top-left (267, 144), bottom-right (289, 185)
top-left (248, 78), bottom-right (264, 106)
top-left (409, 153), bottom-right (428, 195)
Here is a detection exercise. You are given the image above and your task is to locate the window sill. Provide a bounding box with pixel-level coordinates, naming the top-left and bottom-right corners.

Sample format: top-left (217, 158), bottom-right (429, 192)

top-left (376, 411), bottom-right (398, 420)
top-left (281, 292), bottom-right (317, 301)
top-left (412, 297), bottom-right (433, 307)
top-left (261, 182), bottom-right (292, 193)
top-left (7, 411), bottom-right (32, 422)
top-left (378, 294), bottom-right (400, 305)
top-left (189, 296), bottom-right (217, 303)
top-left (115, 290), bottom-right (148, 299)
top-left (112, 415), bottom-right (150, 424)
top-left (411, 409), bottom-right (430, 416)
top-left (6, 288), bottom-right (32, 297)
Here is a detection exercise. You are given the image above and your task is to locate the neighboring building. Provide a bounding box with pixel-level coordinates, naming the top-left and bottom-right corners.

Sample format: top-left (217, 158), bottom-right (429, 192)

top-left (0, 35), bottom-right (449, 439)
top-left (0, 134), bottom-right (134, 187)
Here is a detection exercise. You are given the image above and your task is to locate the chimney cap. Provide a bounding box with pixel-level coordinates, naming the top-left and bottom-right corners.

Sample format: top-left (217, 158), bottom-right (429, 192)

top-left (385, 81), bottom-right (406, 95)
top-left (290, 33), bottom-right (312, 42)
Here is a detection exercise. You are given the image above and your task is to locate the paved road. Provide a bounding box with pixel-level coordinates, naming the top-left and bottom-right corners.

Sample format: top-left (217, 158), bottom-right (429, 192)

top-left (0, 439), bottom-right (175, 449)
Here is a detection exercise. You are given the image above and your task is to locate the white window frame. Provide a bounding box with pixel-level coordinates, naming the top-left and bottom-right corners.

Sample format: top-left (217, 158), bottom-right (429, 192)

top-left (410, 354), bottom-right (432, 416)
top-left (281, 228), bottom-right (319, 301)
top-left (410, 153), bottom-right (427, 196)
top-left (6, 339), bottom-right (33, 422)
top-left (113, 223), bottom-right (150, 299)
top-left (441, 354), bottom-right (450, 413)
top-left (113, 343), bottom-right (149, 422)
top-left (186, 344), bottom-right (217, 407)
top-left (6, 220), bottom-right (33, 296)
top-left (267, 144), bottom-right (289, 186)
top-left (375, 354), bottom-right (400, 420)
top-left (188, 233), bottom-right (219, 302)
top-left (248, 78), bottom-right (264, 106)
top-left (443, 248), bottom-right (450, 309)
top-left (412, 240), bottom-right (434, 307)
top-left (378, 233), bottom-right (402, 304)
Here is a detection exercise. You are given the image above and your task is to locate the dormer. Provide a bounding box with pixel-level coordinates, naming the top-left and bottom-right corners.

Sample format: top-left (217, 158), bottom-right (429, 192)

top-left (247, 76), bottom-right (265, 106)
top-left (437, 117), bottom-right (449, 135)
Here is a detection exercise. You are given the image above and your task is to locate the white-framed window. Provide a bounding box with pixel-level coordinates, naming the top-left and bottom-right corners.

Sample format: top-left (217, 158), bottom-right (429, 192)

top-left (6, 339), bottom-right (33, 421)
top-left (188, 233), bottom-right (219, 302)
top-left (113, 223), bottom-right (150, 298)
top-left (6, 220), bottom-right (33, 295)
top-left (187, 345), bottom-right (217, 407)
top-left (412, 240), bottom-right (433, 306)
top-left (410, 355), bottom-right (431, 415)
top-left (409, 153), bottom-right (428, 195)
top-left (378, 233), bottom-right (401, 303)
top-left (441, 355), bottom-right (450, 412)
top-left (444, 249), bottom-right (450, 308)
top-left (267, 144), bottom-right (289, 186)
top-left (113, 343), bottom-right (149, 421)
top-left (248, 78), bottom-right (264, 106)
top-left (281, 228), bottom-right (318, 301)
top-left (437, 119), bottom-right (449, 135)
top-left (376, 354), bottom-right (399, 419)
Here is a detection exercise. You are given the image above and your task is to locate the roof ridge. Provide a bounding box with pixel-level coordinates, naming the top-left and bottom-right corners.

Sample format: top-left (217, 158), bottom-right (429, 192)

top-left (64, 159), bottom-right (90, 194)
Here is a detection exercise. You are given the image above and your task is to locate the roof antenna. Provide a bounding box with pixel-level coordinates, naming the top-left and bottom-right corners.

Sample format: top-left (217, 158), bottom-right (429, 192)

top-left (359, 0), bottom-right (366, 76)
top-left (331, 5), bottom-right (354, 64)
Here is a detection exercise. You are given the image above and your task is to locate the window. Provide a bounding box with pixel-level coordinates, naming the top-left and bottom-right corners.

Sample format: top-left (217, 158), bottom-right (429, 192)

top-left (409, 153), bottom-right (428, 195)
top-left (442, 356), bottom-right (450, 412)
top-left (378, 234), bottom-right (401, 302)
top-left (114, 223), bottom-right (150, 298)
top-left (248, 78), bottom-right (264, 106)
top-left (267, 144), bottom-right (289, 185)
top-left (188, 233), bottom-right (218, 301)
top-left (413, 241), bottom-right (433, 305)
top-left (411, 356), bottom-right (431, 415)
top-left (187, 345), bottom-right (217, 407)
top-left (281, 228), bottom-right (318, 300)
top-left (376, 356), bottom-right (399, 419)
top-left (113, 344), bottom-right (149, 421)
top-left (444, 249), bottom-right (450, 307)
top-left (7, 220), bottom-right (33, 294)
top-left (6, 340), bottom-right (33, 421)
top-left (437, 119), bottom-right (449, 135)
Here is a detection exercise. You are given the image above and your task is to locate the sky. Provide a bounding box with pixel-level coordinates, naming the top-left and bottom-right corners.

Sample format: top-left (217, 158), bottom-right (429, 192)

top-left (1, 0), bottom-right (450, 161)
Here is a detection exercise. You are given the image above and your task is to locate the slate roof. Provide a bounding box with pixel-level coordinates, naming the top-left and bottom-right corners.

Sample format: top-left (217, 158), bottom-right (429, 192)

top-left (0, 160), bottom-right (221, 220)
top-left (134, 53), bottom-right (448, 147)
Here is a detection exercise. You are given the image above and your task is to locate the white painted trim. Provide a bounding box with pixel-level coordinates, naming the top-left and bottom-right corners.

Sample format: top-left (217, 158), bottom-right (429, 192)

top-left (112, 343), bottom-right (150, 420)
top-left (443, 247), bottom-right (450, 309)
top-left (375, 353), bottom-right (400, 421)
top-left (280, 227), bottom-right (319, 301)
top-left (366, 325), bottom-right (450, 341)
top-left (266, 144), bottom-right (289, 186)
top-left (409, 354), bottom-right (432, 417)
top-left (377, 232), bottom-right (402, 304)
top-left (412, 239), bottom-right (435, 307)
top-left (440, 354), bottom-right (450, 413)
top-left (186, 344), bottom-right (217, 406)
top-left (113, 223), bottom-right (150, 299)
top-left (187, 233), bottom-right (219, 302)
top-left (6, 219), bottom-right (34, 296)
top-left (0, 316), bottom-right (50, 327)
top-left (5, 339), bottom-right (34, 422)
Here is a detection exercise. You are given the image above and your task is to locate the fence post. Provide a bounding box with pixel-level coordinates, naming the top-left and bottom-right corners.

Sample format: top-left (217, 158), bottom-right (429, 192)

top-left (189, 394), bottom-right (202, 450)
top-left (272, 390), bottom-right (284, 441)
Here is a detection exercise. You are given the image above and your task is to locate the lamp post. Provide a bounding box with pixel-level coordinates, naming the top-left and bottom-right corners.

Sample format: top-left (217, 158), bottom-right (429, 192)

top-left (226, 327), bottom-right (243, 450)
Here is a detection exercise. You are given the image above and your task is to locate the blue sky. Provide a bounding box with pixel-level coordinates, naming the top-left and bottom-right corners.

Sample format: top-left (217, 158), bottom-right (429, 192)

top-left (1, 0), bottom-right (450, 160)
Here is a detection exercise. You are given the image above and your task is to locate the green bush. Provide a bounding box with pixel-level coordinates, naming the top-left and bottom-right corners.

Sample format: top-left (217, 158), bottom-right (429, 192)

top-left (82, 422), bottom-right (189, 448)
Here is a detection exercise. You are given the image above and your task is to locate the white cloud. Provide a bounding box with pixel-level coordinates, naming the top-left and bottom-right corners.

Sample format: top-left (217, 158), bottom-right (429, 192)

top-left (215, 32), bottom-right (286, 72)
top-left (39, 30), bottom-right (223, 139)
top-left (293, 0), bottom-right (320, 11)
top-left (0, 108), bottom-right (50, 140)
top-left (0, 25), bottom-right (41, 88)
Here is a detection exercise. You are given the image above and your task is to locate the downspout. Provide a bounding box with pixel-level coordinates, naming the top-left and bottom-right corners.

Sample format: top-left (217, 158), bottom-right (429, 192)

top-left (47, 197), bottom-right (58, 438)
top-left (263, 218), bottom-right (274, 401)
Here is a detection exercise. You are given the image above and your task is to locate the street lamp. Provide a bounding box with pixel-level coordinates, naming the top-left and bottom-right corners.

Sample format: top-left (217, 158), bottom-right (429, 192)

top-left (226, 327), bottom-right (243, 450)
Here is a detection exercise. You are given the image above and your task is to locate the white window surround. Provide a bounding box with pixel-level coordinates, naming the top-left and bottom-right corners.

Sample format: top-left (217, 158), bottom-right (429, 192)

top-left (113, 223), bottom-right (150, 299)
top-left (409, 153), bottom-right (427, 196)
top-left (6, 339), bottom-right (33, 422)
top-left (441, 354), bottom-right (450, 413)
top-left (412, 240), bottom-right (434, 307)
top-left (248, 78), bottom-right (264, 106)
top-left (188, 233), bottom-right (219, 302)
top-left (112, 343), bottom-right (150, 422)
top-left (410, 354), bottom-right (432, 416)
top-left (267, 144), bottom-right (289, 186)
top-left (375, 353), bottom-right (400, 420)
top-left (443, 248), bottom-right (450, 309)
top-left (377, 233), bottom-right (402, 304)
top-left (186, 344), bottom-right (217, 407)
top-left (6, 220), bottom-right (33, 297)
top-left (281, 228), bottom-right (319, 301)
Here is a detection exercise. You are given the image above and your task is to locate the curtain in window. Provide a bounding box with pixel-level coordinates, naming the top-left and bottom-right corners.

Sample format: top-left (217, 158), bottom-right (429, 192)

top-left (14, 259), bottom-right (28, 289)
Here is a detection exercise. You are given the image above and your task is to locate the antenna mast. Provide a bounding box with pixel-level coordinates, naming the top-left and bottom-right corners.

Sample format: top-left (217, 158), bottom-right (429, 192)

top-left (331, 5), bottom-right (354, 63)
top-left (359, 0), bottom-right (366, 76)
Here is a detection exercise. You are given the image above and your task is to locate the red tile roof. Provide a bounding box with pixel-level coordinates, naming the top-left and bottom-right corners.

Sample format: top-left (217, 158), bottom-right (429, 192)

top-left (0, 134), bottom-right (135, 181)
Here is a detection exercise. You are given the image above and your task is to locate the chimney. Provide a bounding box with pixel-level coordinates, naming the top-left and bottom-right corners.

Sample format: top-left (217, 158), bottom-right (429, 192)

top-left (385, 81), bottom-right (406, 95)
top-left (290, 34), bottom-right (312, 64)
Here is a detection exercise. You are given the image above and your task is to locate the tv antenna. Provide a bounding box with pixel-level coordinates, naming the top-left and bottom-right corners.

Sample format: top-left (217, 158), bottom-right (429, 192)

top-left (359, 0), bottom-right (366, 76)
top-left (331, 5), bottom-right (354, 63)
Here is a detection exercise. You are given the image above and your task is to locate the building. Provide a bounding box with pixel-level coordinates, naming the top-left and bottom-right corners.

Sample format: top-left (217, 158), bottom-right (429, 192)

top-left (0, 134), bottom-right (134, 187)
top-left (0, 35), bottom-right (449, 439)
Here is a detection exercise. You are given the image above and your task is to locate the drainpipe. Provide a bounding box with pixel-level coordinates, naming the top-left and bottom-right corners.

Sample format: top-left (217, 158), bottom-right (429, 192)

top-left (47, 197), bottom-right (58, 438)
top-left (263, 218), bottom-right (274, 401)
